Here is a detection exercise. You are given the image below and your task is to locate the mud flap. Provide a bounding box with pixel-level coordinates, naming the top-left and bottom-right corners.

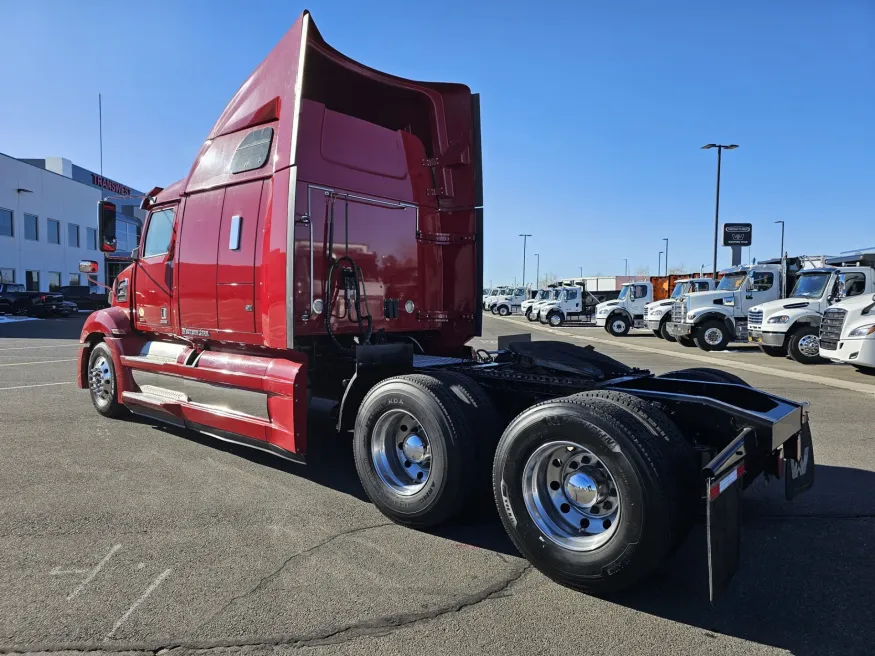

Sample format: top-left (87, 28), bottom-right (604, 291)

top-left (706, 462), bottom-right (744, 604)
top-left (785, 423), bottom-right (815, 501)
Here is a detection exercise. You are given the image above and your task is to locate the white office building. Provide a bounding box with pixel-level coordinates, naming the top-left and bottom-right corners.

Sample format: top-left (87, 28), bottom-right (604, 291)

top-left (0, 153), bottom-right (144, 291)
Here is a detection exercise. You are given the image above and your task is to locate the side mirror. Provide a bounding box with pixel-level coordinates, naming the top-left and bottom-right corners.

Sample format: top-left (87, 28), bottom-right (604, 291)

top-left (79, 260), bottom-right (99, 274)
top-left (98, 200), bottom-right (117, 253)
top-left (130, 246), bottom-right (140, 261)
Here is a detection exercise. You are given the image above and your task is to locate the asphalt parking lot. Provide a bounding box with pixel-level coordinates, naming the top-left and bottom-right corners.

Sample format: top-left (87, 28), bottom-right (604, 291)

top-left (1, 314), bottom-right (874, 656)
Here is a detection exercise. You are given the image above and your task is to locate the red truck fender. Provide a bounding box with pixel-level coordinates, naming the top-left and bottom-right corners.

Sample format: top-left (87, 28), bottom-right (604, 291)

top-left (77, 307), bottom-right (141, 392)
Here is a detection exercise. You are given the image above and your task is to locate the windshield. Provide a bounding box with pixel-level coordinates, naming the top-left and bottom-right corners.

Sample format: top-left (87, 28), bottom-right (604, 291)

top-left (670, 282), bottom-right (686, 298)
top-left (717, 273), bottom-right (747, 291)
top-left (551, 289), bottom-right (561, 299)
top-left (791, 272), bottom-right (831, 299)
top-left (617, 285), bottom-right (631, 300)
top-left (537, 290), bottom-right (549, 300)
top-left (513, 288), bottom-right (524, 296)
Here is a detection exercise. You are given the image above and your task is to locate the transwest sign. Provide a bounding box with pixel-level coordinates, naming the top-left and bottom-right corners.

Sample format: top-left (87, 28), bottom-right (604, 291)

top-left (91, 174), bottom-right (131, 197)
top-left (722, 223), bottom-right (752, 247)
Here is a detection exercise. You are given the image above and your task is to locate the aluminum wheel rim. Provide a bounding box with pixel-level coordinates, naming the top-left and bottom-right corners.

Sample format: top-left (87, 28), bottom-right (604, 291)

top-left (371, 409), bottom-right (431, 496)
top-left (798, 334), bottom-right (820, 357)
top-left (611, 319), bottom-right (626, 333)
top-left (704, 327), bottom-right (723, 346)
top-left (550, 314), bottom-right (562, 326)
top-left (522, 440), bottom-right (621, 551)
top-left (89, 355), bottom-right (113, 407)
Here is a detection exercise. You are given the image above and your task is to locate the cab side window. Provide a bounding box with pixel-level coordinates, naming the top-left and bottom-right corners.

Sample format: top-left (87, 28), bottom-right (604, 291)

top-left (843, 273), bottom-right (866, 298)
top-left (634, 284), bottom-right (648, 299)
top-left (142, 209), bottom-right (176, 258)
top-left (750, 272), bottom-right (774, 292)
top-left (566, 288), bottom-right (579, 300)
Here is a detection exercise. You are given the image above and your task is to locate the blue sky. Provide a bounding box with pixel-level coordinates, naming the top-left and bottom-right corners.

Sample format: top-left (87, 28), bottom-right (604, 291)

top-left (2, 0), bottom-right (872, 284)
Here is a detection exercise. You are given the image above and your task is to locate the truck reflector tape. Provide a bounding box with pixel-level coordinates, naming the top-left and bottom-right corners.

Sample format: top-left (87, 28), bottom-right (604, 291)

top-left (709, 462), bottom-right (746, 501)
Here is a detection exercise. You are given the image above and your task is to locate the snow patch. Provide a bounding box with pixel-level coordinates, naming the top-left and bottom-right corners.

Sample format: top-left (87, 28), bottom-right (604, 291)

top-left (0, 315), bottom-right (42, 324)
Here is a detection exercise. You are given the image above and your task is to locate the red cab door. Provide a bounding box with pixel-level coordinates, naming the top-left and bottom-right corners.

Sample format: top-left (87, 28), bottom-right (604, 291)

top-left (133, 206), bottom-right (177, 333)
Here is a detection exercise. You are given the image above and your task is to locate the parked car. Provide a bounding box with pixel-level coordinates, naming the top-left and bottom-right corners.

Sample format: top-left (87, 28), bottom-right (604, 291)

top-left (0, 283), bottom-right (65, 317)
top-left (58, 285), bottom-right (110, 311)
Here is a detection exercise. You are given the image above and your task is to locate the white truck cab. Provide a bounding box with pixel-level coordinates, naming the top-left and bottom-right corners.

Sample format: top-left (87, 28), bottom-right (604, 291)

top-left (484, 286), bottom-right (509, 312)
top-left (536, 284), bottom-right (597, 327)
top-left (491, 286), bottom-right (527, 316)
top-left (749, 258), bottom-right (875, 364)
top-left (668, 256), bottom-right (828, 351)
top-left (819, 252), bottom-right (875, 373)
top-left (522, 288), bottom-right (551, 320)
top-left (645, 278), bottom-right (715, 341)
top-left (594, 281), bottom-right (653, 336)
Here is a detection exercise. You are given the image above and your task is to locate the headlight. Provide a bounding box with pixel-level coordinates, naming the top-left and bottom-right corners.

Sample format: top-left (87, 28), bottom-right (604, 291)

top-left (687, 313), bottom-right (696, 320)
top-left (767, 315), bottom-right (790, 324)
top-left (848, 324), bottom-right (875, 337)
top-left (597, 309), bottom-right (609, 316)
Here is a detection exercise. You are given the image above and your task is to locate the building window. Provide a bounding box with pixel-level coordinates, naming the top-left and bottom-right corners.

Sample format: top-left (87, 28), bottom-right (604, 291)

top-left (117, 218), bottom-right (140, 253)
top-left (47, 219), bottom-right (60, 244)
top-left (25, 270), bottom-right (40, 291)
top-left (0, 268), bottom-right (14, 283)
top-left (25, 214), bottom-right (39, 241)
top-left (87, 227), bottom-right (98, 250)
top-left (68, 223), bottom-right (80, 248)
top-left (48, 271), bottom-right (61, 291)
top-left (69, 273), bottom-right (81, 286)
top-left (0, 208), bottom-right (12, 237)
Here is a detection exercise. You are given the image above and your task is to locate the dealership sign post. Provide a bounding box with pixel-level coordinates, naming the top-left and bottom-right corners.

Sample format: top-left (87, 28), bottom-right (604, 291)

top-left (723, 223), bottom-right (752, 266)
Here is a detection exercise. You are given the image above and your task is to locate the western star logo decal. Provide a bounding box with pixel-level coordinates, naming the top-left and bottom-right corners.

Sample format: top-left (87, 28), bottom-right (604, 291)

top-left (182, 328), bottom-right (210, 337)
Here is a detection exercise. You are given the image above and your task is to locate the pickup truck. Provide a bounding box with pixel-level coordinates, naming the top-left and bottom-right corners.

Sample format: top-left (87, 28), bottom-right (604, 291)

top-left (59, 285), bottom-right (110, 312)
top-left (0, 284), bottom-right (65, 317)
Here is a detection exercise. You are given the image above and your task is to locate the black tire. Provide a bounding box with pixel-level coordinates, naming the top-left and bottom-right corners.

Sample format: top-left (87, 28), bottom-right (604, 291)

top-left (524, 308), bottom-right (532, 320)
top-left (607, 314), bottom-right (630, 337)
top-left (659, 367), bottom-right (749, 387)
top-left (546, 310), bottom-right (564, 327)
top-left (498, 305), bottom-right (510, 317)
top-left (527, 311), bottom-right (538, 322)
top-left (652, 329), bottom-right (663, 339)
top-left (87, 342), bottom-right (128, 418)
top-left (493, 396), bottom-right (682, 594)
top-left (660, 320), bottom-right (677, 342)
top-left (677, 335), bottom-right (696, 348)
top-left (760, 344), bottom-right (788, 358)
top-left (787, 325), bottom-right (825, 365)
top-left (353, 374), bottom-right (478, 528)
top-left (693, 319), bottom-right (729, 351)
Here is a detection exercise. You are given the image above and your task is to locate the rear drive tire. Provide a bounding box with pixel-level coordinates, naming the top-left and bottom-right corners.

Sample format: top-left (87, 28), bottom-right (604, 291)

top-left (353, 374), bottom-right (478, 528)
top-left (607, 314), bottom-right (631, 336)
top-left (677, 335), bottom-right (696, 348)
top-left (760, 344), bottom-right (788, 358)
top-left (787, 325), bottom-right (825, 365)
top-left (693, 320), bottom-right (729, 351)
top-left (493, 395), bottom-right (682, 594)
top-left (659, 367), bottom-right (749, 387)
top-left (87, 342), bottom-right (128, 418)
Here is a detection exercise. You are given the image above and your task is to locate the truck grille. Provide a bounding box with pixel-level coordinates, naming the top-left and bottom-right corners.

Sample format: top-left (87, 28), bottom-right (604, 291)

top-left (819, 308), bottom-right (846, 350)
top-left (671, 302), bottom-right (685, 324)
top-left (748, 309), bottom-right (763, 329)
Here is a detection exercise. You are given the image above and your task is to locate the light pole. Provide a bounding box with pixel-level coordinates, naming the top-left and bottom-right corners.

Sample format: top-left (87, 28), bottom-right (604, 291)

top-left (663, 238), bottom-right (669, 275)
top-left (519, 234), bottom-right (531, 287)
top-left (579, 266), bottom-right (583, 278)
top-left (533, 253), bottom-right (540, 289)
top-left (775, 220), bottom-right (785, 258)
top-left (624, 258), bottom-right (628, 276)
top-left (702, 143), bottom-right (739, 282)
top-left (658, 251), bottom-right (663, 276)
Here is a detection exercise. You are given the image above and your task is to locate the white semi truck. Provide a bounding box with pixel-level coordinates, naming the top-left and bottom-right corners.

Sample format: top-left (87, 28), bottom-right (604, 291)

top-left (594, 281), bottom-right (654, 336)
top-left (491, 286), bottom-right (528, 316)
top-left (645, 278), bottom-right (715, 341)
top-left (484, 286), bottom-right (511, 312)
top-left (667, 257), bottom-right (828, 351)
top-left (522, 288), bottom-right (558, 320)
top-left (819, 252), bottom-right (875, 373)
top-left (748, 254), bottom-right (875, 364)
top-left (535, 283), bottom-right (602, 327)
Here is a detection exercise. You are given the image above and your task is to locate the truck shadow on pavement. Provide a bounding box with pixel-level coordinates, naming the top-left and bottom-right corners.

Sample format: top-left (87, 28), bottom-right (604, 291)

top-left (613, 463), bottom-right (875, 656)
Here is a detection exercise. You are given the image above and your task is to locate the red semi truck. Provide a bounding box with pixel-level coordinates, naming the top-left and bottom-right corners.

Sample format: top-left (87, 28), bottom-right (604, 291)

top-left (77, 11), bottom-right (815, 598)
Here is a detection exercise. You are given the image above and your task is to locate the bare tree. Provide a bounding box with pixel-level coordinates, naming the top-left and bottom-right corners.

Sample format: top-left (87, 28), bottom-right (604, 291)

top-left (668, 263), bottom-right (687, 275)
top-left (541, 271), bottom-right (559, 285)
top-left (634, 265), bottom-right (650, 277)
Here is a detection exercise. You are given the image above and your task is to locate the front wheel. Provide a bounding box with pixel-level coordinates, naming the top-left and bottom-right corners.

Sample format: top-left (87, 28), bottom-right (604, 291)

top-left (693, 320), bottom-right (729, 351)
top-left (493, 396), bottom-right (683, 594)
top-left (652, 329), bottom-right (663, 339)
top-left (87, 342), bottom-right (128, 418)
top-left (527, 311), bottom-right (538, 322)
top-left (787, 326), bottom-right (825, 365)
top-left (547, 311), bottom-right (563, 327)
top-left (660, 320), bottom-right (677, 342)
top-left (607, 314), bottom-right (630, 336)
top-left (677, 335), bottom-right (696, 348)
top-left (498, 305), bottom-right (510, 317)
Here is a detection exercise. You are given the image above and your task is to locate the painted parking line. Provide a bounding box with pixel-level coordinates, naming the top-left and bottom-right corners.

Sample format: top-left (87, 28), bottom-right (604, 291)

top-left (497, 317), bottom-right (875, 397)
top-left (0, 344), bottom-right (79, 351)
top-left (0, 382), bottom-right (76, 391)
top-left (0, 359), bottom-right (77, 367)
